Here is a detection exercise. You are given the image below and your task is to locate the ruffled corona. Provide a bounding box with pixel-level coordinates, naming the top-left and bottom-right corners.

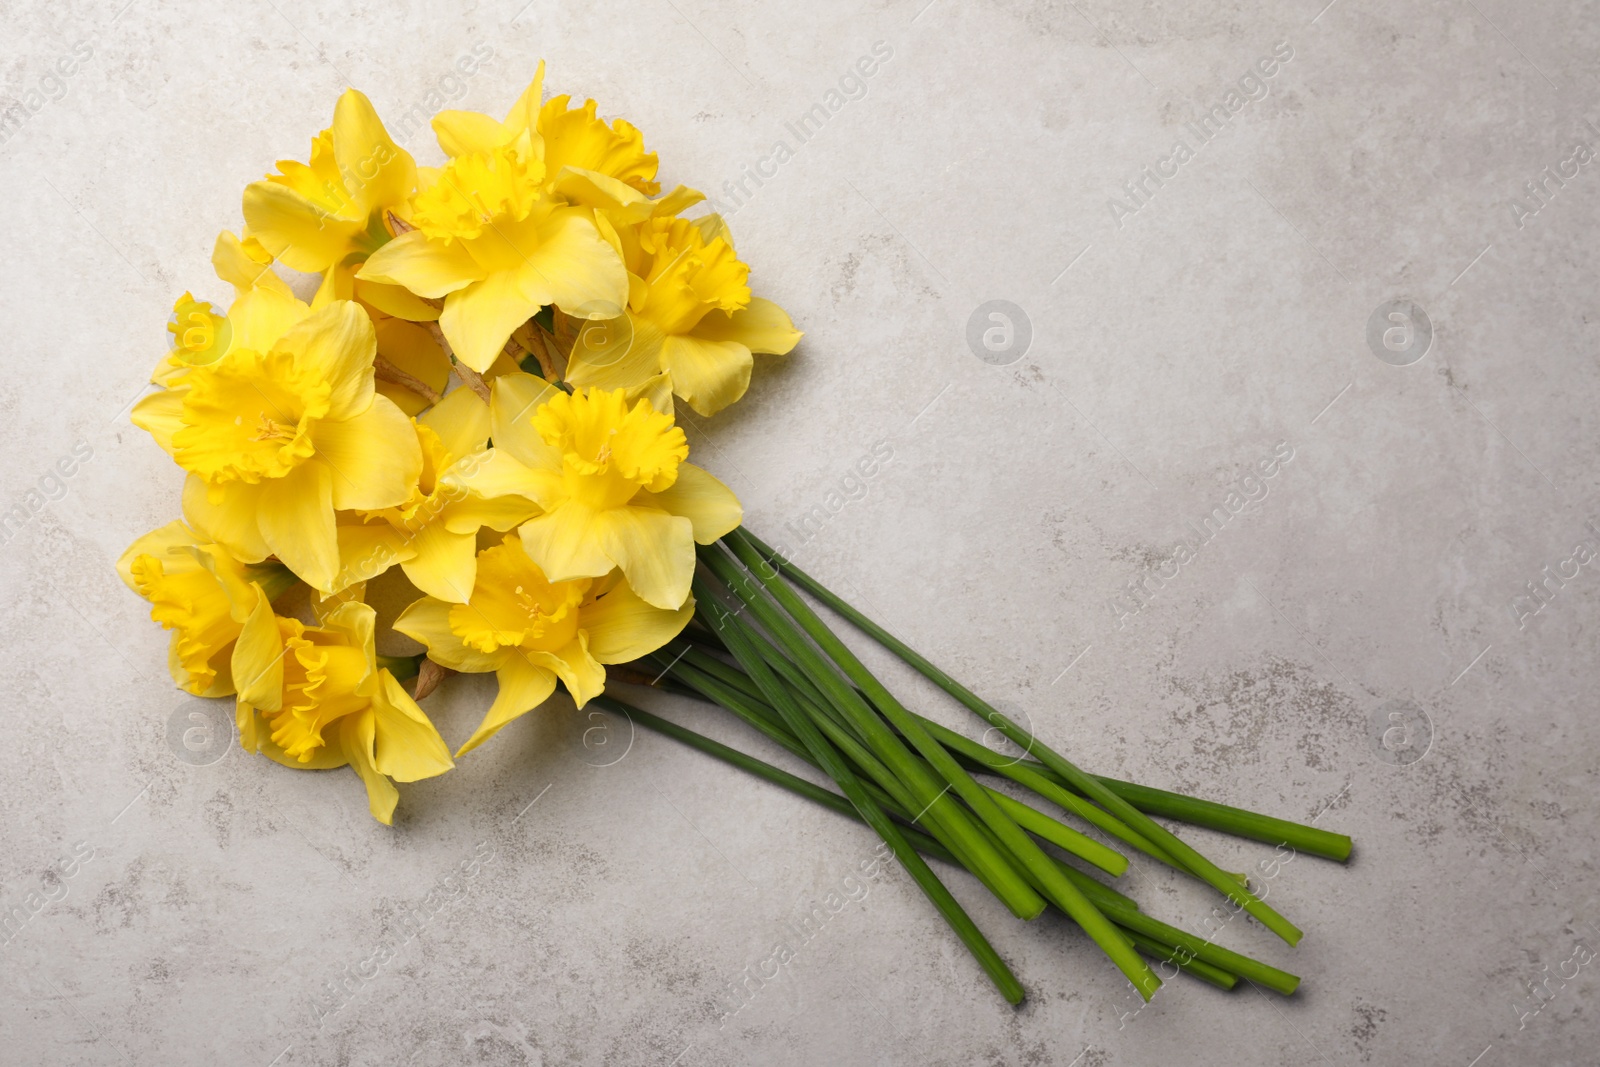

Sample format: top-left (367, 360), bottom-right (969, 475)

top-left (565, 214), bottom-right (802, 416)
top-left (395, 534), bottom-right (693, 755)
top-left (135, 301), bottom-right (422, 592)
top-left (117, 522), bottom-right (294, 697)
top-left (331, 387), bottom-right (537, 600)
top-left (242, 89), bottom-right (416, 276)
top-left (234, 600), bottom-right (454, 824)
top-left (359, 129), bottom-right (627, 373)
top-left (447, 374), bottom-right (742, 610)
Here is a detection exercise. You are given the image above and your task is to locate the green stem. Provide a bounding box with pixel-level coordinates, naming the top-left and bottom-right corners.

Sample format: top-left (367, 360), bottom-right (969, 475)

top-left (733, 529), bottom-right (1304, 948)
top-left (656, 650), bottom-right (1024, 912)
top-left (619, 697), bottom-right (1293, 995)
top-left (692, 575), bottom-right (1028, 1005)
top-left (1082, 777), bottom-right (1350, 863)
top-left (1123, 930), bottom-right (1237, 991)
top-left (715, 534), bottom-right (1161, 1001)
top-left (376, 653), bottom-right (421, 683)
top-left (694, 561), bottom-right (1045, 925)
top-left (676, 633), bottom-right (1128, 878)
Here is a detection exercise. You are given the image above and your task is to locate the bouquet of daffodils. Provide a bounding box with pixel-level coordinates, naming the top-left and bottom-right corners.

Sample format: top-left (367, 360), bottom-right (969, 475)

top-left (122, 66), bottom-right (1351, 1006)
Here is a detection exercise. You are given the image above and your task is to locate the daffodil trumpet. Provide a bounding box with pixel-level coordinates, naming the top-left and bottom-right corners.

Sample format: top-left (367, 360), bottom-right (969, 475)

top-left (122, 62), bottom-right (1351, 1010)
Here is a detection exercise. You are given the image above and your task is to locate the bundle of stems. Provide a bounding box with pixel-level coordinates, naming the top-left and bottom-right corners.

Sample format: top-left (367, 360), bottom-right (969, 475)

top-left (603, 527), bottom-right (1351, 1005)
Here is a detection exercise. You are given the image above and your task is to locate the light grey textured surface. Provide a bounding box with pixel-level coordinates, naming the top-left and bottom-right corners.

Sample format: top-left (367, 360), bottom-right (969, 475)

top-left (2, 1), bottom-right (1598, 1064)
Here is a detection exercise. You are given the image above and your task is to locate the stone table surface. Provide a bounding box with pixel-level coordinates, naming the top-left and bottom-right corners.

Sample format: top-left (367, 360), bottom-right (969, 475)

top-left (2, 0), bottom-right (1597, 1064)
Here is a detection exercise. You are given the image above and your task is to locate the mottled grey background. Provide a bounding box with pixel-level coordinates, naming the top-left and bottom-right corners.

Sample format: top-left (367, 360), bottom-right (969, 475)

top-left (2, 0), bottom-right (1597, 1064)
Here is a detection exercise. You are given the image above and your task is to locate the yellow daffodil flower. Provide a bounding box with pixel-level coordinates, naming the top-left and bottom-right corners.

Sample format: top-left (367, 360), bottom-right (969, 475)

top-left (448, 374), bottom-right (741, 610)
top-left (357, 68), bottom-right (629, 374)
top-left (243, 88), bottom-right (415, 278)
top-left (430, 61), bottom-right (659, 199)
top-left (241, 88), bottom-right (442, 320)
top-left (117, 521), bottom-right (295, 696)
top-left (395, 534), bottom-right (693, 755)
top-left (330, 387), bottom-right (537, 600)
top-left (151, 231), bottom-right (305, 391)
top-left (133, 300), bottom-right (421, 592)
top-left (564, 214), bottom-right (802, 416)
top-left (233, 599), bottom-right (453, 824)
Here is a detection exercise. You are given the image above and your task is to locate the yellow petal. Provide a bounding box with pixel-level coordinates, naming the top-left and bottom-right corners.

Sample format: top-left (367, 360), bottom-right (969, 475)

top-left (232, 590), bottom-right (284, 712)
top-left (456, 655), bottom-right (558, 757)
top-left (355, 278), bottom-right (441, 322)
top-left (373, 317), bottom-right (451, 416)
top-left (229, 287), bottom-right (312, 353)
top-left (488, 372), bottom-right (563, 469)
top-left (183, 475), bottom-right (271, 563)
top-left (440, 269), bottom-right (539, 373)
top-left (563, 311), bottom-right (665, 394)
top-left (336, 709), bottom-right (400, 824)
top-left (519, 504), bottom-right (615, 583)
top-left (131, 389), bottom-right (185, 457)
top-left (590, 506), bottom-right (695, 610)
top-left (116, 520), bottom-right (197, 592)
top-left (526, 631), bottom-right (606, 707)
top-left (212, 231), bottom-right (291, 295)
top-left (582, 581), bottom-right (694, 664)
top-left (371, 670), bottom-right (455, 781)
top-left (312, 261), bottom-right (351, 309)
top-left (637, 462), bottom-right (742, 544)
top-left (551, 167), bottom-right (653, 221)
top-left (693, 296), bottom-right (802, 355)
top-left (691, 213), bottom-right (734, 249)
top-left (441, 491), bottom-right (543, 535)
top-left (631, 372), bottom-right (676, 419)
top-left (419, 383), bottom-right (490, 462)
top-left (393, 597), bottom-right (503, 673)
top-left (242, 179), bottom-right (359, 274)
top-left (400, 522), bottom-right (478, 603)
top-left (518, 208), bottom-right (629, 317)
top-left (442, 449), bottom-right (555, 515)
top-left (659, 334), bottom-right (751, 417)
top-left (654, 184), bottom-right (706, 217)
top-left (312, 395), bottom-right (422, 511)
top-left (333, 522), bottom-right (412, 590)
top-left (503, 62), bottom-right (546, 146)
top-left (259, 461), bottom-right (339, 590)
top-left (275, 300), bottom-right (377, 422)
top-left (431, 109), bottom-right (507, 157)
top-left (318, 600), bottom-right (379, 676)
top-left (359, 230), bottom-right (480, 298)
top-left (253, 713), bottom-right (351, 768)
top-left (331, 88), bottom-right (416, 215)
